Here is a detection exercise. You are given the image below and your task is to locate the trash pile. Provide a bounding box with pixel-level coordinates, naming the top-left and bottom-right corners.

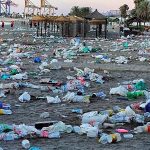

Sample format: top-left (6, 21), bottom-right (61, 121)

top-left (1, 24), bottom-right (150, 149)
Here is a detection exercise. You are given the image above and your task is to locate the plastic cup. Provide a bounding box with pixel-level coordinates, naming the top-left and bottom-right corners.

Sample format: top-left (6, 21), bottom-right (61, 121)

top-left (22, 139), bottom-right (30, 149)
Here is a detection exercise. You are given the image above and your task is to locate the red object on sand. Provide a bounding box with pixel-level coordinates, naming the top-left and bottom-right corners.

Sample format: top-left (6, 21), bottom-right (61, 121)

top-left (116, 129), bottom-right (129, 133)
top-left (11, 21), bottom-right (14, 28)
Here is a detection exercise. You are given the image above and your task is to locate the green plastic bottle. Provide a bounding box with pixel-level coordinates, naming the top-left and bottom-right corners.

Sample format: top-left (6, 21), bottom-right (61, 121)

top-left (10, 69), bottom-right (19, 75)
top-left (127, 91), bottom-right (144, 99)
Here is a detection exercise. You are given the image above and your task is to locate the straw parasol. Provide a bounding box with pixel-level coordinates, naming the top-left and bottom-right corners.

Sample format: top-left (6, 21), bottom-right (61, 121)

top-left (67, 16), bottom-right (84, 23)
top-left (85, 9), bottom-right (106, 20)
top-left (89, 19), bottom-right (107, 25)
top-left (45, 16), bottom-right (58, 22)
top-left (32, 16), bottom-right (46, 22)
top-left (55, 15), bottom-right (69, 23)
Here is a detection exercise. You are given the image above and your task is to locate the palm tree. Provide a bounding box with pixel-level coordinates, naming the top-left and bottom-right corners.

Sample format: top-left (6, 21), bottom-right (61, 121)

top-left (119, 4), bottom-right (129, 22)
top-left (80, 7), bottom-right (92, 17)
top-left (69, 6), bottom-right (80, 16)
top-left (136, 0), bottom-right (150, 25)
top-left (134, 0), bottom-right (145, 8)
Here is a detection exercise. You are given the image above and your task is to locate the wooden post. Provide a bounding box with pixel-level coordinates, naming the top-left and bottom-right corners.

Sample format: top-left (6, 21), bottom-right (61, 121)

top-left (44, 21), bottom-right (47, 37)
top-left (40, 22), bottom-right (43, 36)
top-left (96, 25), bottom-right (98, 38)
top-left (37, 22), bottom-right (39, 37)
top-left (104, 19), bottom-right (107, 39)
top-left (99, 24), bottom-right (102, 37)
top-left (54, 22), bottom-right (55, 33)
top-left (62, 23), bottom-right (64, 36)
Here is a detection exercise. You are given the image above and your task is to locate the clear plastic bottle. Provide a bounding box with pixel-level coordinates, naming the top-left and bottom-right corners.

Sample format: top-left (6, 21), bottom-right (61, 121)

top-left (48, 132), bottom-right (60, 139)
top-left (99, 133), bottom-right (109, 144)
top-left (123, 134), bottom-right (134, 139)
top-left (0, 109), bottom-right (12, 115)
top-left (134, 126), bottom-right (145, 133)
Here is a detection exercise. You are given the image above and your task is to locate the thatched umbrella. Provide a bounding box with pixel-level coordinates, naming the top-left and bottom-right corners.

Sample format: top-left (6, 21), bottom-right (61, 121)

top-left (32, 16), bottom-right (46, 37)
top-left (85, 9), bottom-right (107, 38)
top-left (67, 16), bottom-right (84, 23)
top-left (66, 16), bottom-right (85, 37)
top-left (55, 15), bottom-right (70, 36)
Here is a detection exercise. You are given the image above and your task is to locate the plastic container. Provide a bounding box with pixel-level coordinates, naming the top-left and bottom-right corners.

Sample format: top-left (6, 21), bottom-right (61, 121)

top-left (65, 125), bottom-right (73, 133)
top-left (22, 139), bottom-right (30, 149)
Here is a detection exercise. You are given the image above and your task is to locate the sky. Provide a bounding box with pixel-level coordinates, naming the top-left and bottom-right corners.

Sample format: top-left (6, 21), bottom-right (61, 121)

top-left (12, 0), bottom-right (135, 14)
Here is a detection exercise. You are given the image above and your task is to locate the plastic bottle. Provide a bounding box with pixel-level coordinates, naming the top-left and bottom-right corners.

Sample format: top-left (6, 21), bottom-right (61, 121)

top-left (123, 134), bottom-right (134, 139)
top-left (92, 91), bottom-right (106, 99)
top-left (127, 91), bottom-right (144, 99)
top-left (22, 139), bottom-right (30, 149)
top-left (99, 133), bottom-right (109, 144)
top-left (72, 108), bottom-right (83, 114)
top-left (48, 132), bottom-right (60, 139)
top-left (134, 126), bottom-right (145, 133)
top-left (109, 114), bottom-right (130, 123)
top-left (0, 109), bottom-right (12, 115)
top-left (73, 126), bottom-right (82, 134)
top-left (10, 69), bottom-right (19, 75)
top-left (144, 125), bottom-right (150, 133)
